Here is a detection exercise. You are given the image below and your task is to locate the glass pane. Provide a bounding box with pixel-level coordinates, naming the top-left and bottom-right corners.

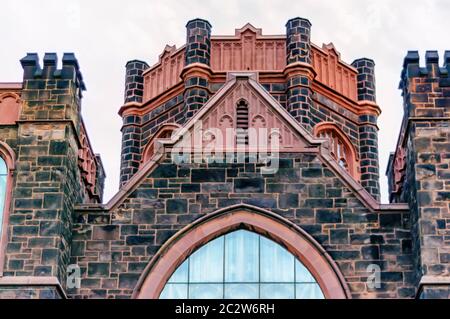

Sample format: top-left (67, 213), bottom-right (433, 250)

top-left (189, 284), bottom-right (223, 299)
top-left (224, 284), bottom-right (258, 299)
top-left (296, 283), bottom-right (324, 299)
top-left (168, 260), bottom-right (189, 283)
top-left (295, 260), bottom-right (316, 283)
top-left (158, 230), bottom-right (325, 300)
top-left (189, 236), bottom-right (224, 283)
top-left (260, 236), bottom-right (294, 282)
top-left (160, 284), bottom-right (188, 299)
top-left (0, 159), bottom-right (6, 175)
top-left (225, 230), bottom-right (259, 282)
top-left (0, 174), bottom-right (6, 237)
top-left (260, 284), bottom-right (295, 299)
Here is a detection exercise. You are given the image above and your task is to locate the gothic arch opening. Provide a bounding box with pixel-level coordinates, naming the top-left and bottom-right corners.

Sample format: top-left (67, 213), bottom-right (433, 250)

top-left (133, 205), bottom-right (350, 299)
top-left (141, 123), bottom-right (180, 164)
top-left (314, 122), bottom-right (360, 181)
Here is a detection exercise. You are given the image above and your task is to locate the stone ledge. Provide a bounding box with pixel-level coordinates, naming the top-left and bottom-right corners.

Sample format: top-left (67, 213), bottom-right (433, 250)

top-left (419, 275), bottom-right (450, 285)
top-left (0, 276), bottom-right (66, 299)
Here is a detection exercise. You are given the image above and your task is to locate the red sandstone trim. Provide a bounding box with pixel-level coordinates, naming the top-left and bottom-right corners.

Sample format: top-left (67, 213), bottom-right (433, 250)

top-left (141, 123), bottom-right (180, 164)
top-left (133, 204), bottom-right (351, 299)
top-left (0, 83), bottom-right (22, 90)
top-left (0, 142), bottom-right (16, 277)
top-left (102, 73), bottom-right (409, 213)
top-left (314, 122), bottom-right (360, 181)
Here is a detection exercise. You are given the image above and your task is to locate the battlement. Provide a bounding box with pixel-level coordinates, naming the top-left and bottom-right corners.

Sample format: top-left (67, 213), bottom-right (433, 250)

top-left (20, 52), bottom-right (86, 93)
top-left (399, 50), bottom-right (450, 89)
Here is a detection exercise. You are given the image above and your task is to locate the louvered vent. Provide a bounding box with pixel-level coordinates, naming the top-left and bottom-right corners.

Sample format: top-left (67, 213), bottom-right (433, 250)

top-left (236, 100), bottom-right (249, 145)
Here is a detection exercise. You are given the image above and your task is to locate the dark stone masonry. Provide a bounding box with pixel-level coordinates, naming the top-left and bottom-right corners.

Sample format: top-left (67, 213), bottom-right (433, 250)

top-left (0, 17), bottom-right (448, 299)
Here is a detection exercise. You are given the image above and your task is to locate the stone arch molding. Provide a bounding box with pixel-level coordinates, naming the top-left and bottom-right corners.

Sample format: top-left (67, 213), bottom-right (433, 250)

top-left (133, 204), bottom-right (351, 299)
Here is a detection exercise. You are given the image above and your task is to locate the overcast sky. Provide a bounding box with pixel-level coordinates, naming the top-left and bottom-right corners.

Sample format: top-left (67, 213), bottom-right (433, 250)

top-left (1, 0), bottom-right (449, 203)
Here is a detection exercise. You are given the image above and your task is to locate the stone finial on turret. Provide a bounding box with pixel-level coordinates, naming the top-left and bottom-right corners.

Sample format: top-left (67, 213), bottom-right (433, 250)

top-left (286, 17), bottom-right (312, 65)
top-left (185, 18), bottom-right (212, 66)
top-left (352, 58), bottom-right (376, 102)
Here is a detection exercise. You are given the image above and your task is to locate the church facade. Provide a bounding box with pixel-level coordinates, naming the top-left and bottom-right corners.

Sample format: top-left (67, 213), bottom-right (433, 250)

top-left (0, 17), bottom-right (449, 299)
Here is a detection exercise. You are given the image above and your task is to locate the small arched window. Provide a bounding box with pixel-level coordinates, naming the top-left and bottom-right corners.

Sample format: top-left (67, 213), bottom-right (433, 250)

top-left (236, 99), bottom-right (249, 146)
top-left (314, 123), bottom-right (359, 180)
top-left (142, 124), bottom-right (180, 165)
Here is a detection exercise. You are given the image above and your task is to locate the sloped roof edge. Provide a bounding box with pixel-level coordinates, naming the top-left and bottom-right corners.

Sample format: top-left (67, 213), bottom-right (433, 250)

top-left (99, 73), bottom-right (408, 212)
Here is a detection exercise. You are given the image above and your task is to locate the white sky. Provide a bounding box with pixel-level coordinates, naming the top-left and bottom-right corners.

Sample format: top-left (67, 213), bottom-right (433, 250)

top-left (1, 0), bottom-right (449, 203)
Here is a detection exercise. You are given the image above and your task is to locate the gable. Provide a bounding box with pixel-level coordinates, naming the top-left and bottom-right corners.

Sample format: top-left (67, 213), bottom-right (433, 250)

top-left (173, 75), bottom-right (311, 153)
top-left (104, 73), bottom-right (406, 213)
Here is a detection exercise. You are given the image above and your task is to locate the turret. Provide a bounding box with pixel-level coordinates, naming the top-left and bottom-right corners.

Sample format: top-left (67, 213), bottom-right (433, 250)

top-left (181, 18), bottom-right (211, 123)
top-left (2, 52), bottom-right (102, 297)
top-left (119, 60), bottom-right (149, 185)
top-left (285, 17), bottom-right (315, 132)
top-left (390, 50), bottom-right (450, 298)
top-left (352, 58), bottom-right (380, 199)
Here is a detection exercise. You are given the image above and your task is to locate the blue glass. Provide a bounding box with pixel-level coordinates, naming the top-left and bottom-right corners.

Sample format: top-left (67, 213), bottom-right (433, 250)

top-left (189, 284), bottom-right (223, 299)
top-left (0, 159), bottom-right (6, 175)
top-left (168, 260), bottom-right (188, 283)
top-left (260, 236), bottom-right (294, 282)
top-left (159, 230), bottom-right (324, 299)
top-left (189, 236), bottom-right (224, 283)
top-left (225, 230), bottom-right (259, 282)
top-left (0, 158), bottom-right (7, 238)
top-left (260, 284), bottom-right (295, 299)
top-left (160, 284), bottom-right (187, 299)
top-left (224, 284), bottom-right (259, 299)
top-left (296, 283), bottom-right (324, 299)
top-left (295, 259), bottom-right (316, 283)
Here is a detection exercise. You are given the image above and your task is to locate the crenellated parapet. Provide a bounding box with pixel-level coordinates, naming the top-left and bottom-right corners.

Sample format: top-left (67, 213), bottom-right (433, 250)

top-left (399, 50), bottom-right (450, 118)
top-left (388, 50), bottom-right (450, 298)
top-left (21, 52), bottom-right (85, 94)
top-left (20, 53), bottom-right (86, 125)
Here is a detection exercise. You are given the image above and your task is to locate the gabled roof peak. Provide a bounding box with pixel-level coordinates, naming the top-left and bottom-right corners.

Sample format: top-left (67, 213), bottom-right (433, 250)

top-left (235, 23), bottom-right (263, 36)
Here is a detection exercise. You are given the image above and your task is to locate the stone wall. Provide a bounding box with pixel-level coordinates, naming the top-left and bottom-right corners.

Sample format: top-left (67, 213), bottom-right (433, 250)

top-left (70, 152), bottom-right (413, 298)
top-left (0, 53), bottom-right (103, 296)
top-left (396, 51), bottom-right (450, 298)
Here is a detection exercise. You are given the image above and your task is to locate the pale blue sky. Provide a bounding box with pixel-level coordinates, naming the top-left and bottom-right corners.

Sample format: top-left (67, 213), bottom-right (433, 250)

top-left (1, 0), bottom-right (449, 202)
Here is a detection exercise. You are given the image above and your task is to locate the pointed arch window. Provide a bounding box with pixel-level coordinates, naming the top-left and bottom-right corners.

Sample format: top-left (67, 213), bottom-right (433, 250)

top-left (314, 123), bottom-right (359, 180)
top-left (159, 230), bottom-right (324, 299)
top-left (0, 158), bottom-right (7, 238)
top-left (0, 142), bottom-right (15, 275)
top-left (141, 124), bottom-right (180, 165)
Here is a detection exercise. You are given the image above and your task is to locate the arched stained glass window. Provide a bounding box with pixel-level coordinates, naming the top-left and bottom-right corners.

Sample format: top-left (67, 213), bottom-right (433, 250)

top-left (0, 158), bottom-right (7, 237)
top-left (159, 230), bottom-right (324, 299)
